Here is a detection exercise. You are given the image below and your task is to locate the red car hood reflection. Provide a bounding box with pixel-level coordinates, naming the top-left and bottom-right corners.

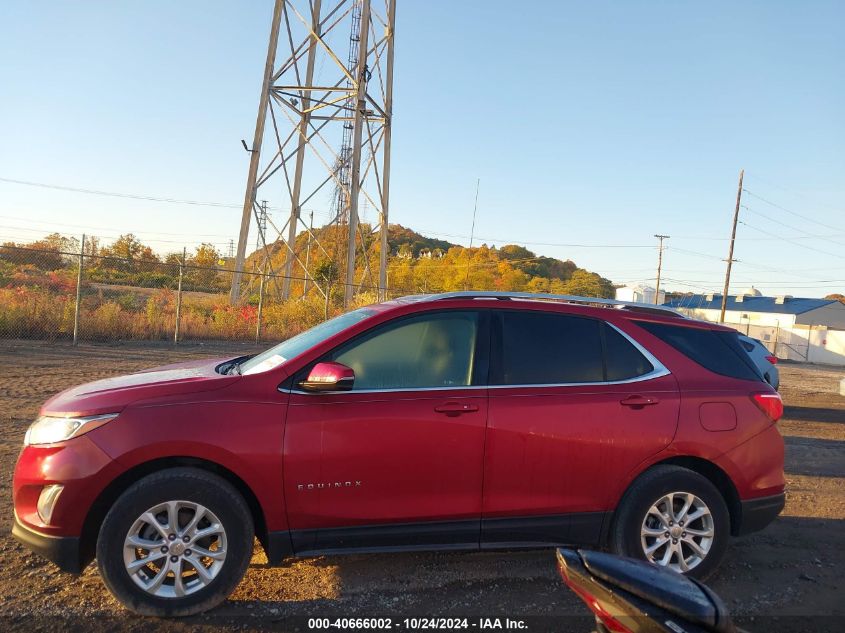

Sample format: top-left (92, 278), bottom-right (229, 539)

top-left (41, 358), bottom-right (238, 417)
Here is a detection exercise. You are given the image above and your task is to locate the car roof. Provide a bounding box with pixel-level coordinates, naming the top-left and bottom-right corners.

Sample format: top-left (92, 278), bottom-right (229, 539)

top-left (375, 291), bottom-right (735, 331)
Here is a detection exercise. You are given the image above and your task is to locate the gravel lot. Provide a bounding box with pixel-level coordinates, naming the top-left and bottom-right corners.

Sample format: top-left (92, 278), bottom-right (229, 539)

top-left (0, 342), bottom-right (842, 632)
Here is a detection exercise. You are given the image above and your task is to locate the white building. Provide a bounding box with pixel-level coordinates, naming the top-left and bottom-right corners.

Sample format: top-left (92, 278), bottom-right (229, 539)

top-left (664, 290), bottom-right (845, 330)
top-left (615, 284), bottom-right (666, 305)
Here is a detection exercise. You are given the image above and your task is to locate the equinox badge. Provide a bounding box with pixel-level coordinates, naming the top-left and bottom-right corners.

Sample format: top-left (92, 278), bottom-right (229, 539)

top-left (297, 480), bottom-right (362, 491)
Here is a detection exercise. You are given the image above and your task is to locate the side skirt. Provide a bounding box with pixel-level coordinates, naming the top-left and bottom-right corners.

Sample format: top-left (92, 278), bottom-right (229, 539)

top-left (291, 519), bottom-right (480, 556)
top-left (481, 512), bottom-right (607, 549)
top-left (265, 512), bottom-right (608, 563)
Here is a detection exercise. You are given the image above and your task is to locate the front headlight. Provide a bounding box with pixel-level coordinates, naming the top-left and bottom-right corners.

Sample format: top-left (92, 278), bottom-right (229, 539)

top-left (24, 413), bottom-right (119, 446)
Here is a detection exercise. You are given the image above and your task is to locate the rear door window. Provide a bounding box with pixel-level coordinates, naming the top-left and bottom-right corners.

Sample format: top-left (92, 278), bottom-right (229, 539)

top-left (636, 321), bottom-right (762, 381)
top-left (494, 311), bottom-right (657, 385)
top-left (495, 311), bottom-right (604, 384)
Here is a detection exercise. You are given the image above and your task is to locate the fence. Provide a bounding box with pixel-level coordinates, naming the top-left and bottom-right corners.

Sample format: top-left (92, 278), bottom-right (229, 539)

top-left (0, 238), bottom-right (388, 346)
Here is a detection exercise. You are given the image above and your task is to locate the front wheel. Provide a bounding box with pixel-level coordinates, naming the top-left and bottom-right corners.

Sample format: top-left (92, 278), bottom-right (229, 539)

top-left (609, 465), bottom-right (730, 580)
top-left (96, 467), bottom-right (254, 616)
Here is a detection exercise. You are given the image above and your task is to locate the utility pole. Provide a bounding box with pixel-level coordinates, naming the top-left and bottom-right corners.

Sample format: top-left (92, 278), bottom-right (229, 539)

top-left (230, 0), bottom-right (284, 304)
top-left (720, 169), bottom-right (744, 323)
top-left (72, 234), bottom-right (85, 345)
top-left (303, 210), bottom-right (314, 297)
top-left (464, 178), bottom-right (480, 290)
top-left (174, 247), bottom-right (186, 344)
top-left (653, 234), bottom-right (669, 305)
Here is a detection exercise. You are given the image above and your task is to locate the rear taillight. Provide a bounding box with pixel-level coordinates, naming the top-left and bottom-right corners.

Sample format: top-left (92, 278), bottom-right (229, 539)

top-left (751, 392), bottom-right (783, 422)
top-left (765, 355), bottom-right (778, 364)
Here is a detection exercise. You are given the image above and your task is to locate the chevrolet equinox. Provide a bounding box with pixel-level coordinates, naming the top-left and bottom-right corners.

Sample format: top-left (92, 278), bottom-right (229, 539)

top-left (12, 291), bottom-right (785, 616)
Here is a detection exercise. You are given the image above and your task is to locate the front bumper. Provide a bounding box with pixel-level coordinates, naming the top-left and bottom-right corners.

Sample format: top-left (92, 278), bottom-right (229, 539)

top-left (736, 492), bottom-right (786, 536)
top-left (12, 515), bottom-right (83, 573)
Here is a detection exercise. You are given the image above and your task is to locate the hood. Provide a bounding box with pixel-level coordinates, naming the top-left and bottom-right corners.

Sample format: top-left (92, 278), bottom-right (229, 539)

top-left (41, 357), bottom-right (239, 417)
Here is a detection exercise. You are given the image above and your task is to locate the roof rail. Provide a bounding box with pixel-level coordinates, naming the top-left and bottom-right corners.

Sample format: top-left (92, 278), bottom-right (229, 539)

top-left (424, 291), bottom-right (686, 317)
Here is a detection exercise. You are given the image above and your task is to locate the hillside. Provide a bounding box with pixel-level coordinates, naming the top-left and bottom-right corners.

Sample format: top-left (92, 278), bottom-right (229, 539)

top-left (245, 223), bottom-right (614, 298)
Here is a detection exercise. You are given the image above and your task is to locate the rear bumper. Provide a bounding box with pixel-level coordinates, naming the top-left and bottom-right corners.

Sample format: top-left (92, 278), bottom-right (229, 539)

top-left (12, 515), bottom-right (83, 573)
top-left (736, 492), bottom-right (785, 536)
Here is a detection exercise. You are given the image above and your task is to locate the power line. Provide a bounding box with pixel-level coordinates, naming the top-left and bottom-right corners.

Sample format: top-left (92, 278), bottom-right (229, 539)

top-left (409, 227), bottom-right (654, 249)
top-left (741, 205), bottom-right (845, 247)
top-left (0, 176), bottom-right (246, 210)
top-left (0, 176), bottom-right (329, 216)
top-left (742, 189), bottom-right (845, 234)
top-left (0, 225), bottom-right (232, 249)
top-left (0, 214), bottom-right (237, 239)
top-left (744, 172), bottom-right (845, 213)
top-left (667, 246), bottom-right (724, 261)
top-left (739, 220), bottom-right (845, 260)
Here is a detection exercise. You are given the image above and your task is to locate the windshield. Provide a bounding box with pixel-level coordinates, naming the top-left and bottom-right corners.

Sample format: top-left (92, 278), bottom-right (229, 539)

top-left (238, 307), bottom-right (377, 375)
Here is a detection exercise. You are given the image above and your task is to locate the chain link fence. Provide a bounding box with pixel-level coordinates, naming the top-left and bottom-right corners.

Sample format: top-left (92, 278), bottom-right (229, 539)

top-left (731, 322), bottom-right (834, 362)
top-left (0, 237), bottom-right (388, 346)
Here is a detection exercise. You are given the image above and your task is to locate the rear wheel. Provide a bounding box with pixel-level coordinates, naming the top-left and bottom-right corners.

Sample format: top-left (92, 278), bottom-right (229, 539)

top-left (610, 465), bottom-right (730, 580)
top-left (96, 467), bottom-right (254, 616)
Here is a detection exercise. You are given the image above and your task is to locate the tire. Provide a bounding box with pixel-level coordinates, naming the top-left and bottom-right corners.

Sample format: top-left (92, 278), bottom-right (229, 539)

top-left (96, 467), bottom-right (254, 617)
top-left (609, 465), bottom-right (730, 581)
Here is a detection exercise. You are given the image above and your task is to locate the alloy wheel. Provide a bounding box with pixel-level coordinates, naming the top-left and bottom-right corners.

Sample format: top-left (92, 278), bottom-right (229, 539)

top-left (122, 500), bottom-right (227, 598)
top-left (640, 491), bottom-right (715, 573)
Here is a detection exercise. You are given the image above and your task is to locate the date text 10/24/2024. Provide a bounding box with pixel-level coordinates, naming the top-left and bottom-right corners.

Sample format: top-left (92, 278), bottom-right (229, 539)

top-left (308, 618), bottom-right (529, 630)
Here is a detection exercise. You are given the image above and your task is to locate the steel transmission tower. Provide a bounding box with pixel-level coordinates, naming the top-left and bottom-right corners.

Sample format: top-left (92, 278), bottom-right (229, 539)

top-left (230, 0), bottom-right (397, 306)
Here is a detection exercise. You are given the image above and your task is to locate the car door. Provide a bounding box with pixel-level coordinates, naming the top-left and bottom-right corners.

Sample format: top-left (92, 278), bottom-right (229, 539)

top-left (284, 309), bottom-right (490, 554)
top-left (481, 309), bottom-right (680, 547)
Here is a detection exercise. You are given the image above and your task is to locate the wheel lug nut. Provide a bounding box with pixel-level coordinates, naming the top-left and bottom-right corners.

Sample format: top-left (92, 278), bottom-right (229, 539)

top-left (168, 534), bottom-right (176, 541)
top-left (668, 521), bottom-right (673, 526)
top-left (664, 532), bottom-right (670, 537)
top-left (170, 555), bottom-right (178, 563)
top-left (160, 546), bottom-right (168, 553)
top-left (672, 539), bottom-right (678, 544)
top-left (682, 532), bottom-right (687, 537)
top-left (679, 522), bottom-right (684, 527)
top-left (185, 549), bottom-right (192, 556)
top-left (182, 535), bottom-right (190, 543)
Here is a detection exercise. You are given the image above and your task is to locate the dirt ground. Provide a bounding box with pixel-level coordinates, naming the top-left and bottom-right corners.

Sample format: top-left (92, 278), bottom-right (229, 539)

top-left (0, 341), bottom-right (842, 632)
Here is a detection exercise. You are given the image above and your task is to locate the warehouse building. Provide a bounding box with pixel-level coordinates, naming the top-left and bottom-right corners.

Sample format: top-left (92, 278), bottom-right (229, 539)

top-left (664, 289), bottom-right (845, 330)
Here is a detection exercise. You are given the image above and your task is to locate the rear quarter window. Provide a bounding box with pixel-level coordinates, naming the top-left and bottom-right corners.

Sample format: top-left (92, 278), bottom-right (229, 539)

top-left (636, 321), bottom-right (762, 381)
top-left (603, 324), bottom-right (654, 381)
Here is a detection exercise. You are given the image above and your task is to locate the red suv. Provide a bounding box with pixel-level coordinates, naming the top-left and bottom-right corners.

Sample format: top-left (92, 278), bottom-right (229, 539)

top-left (12, 292), bottom-right (785, 616)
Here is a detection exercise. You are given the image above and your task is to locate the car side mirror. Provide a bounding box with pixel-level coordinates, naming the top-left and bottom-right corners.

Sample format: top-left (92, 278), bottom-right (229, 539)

top-left (298, 361), bottom-right (355, 392)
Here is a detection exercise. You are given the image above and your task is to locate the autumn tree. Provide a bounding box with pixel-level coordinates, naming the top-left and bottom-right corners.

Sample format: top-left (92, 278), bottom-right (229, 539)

top-left (188, 243), bottom-right (221, 289)
top-left (561, 269), bottom-right (613, 298)
top-left (0, 233), bottom-right (78, 269)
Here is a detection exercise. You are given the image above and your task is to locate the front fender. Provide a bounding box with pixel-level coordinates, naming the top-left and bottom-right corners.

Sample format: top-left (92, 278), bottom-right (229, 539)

top-left (87, 400), bottom-right (288, 531)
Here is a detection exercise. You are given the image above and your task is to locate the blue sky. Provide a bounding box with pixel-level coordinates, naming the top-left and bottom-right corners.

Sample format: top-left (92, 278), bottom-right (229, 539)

top-left (1, 0), bottom-right (843, 296)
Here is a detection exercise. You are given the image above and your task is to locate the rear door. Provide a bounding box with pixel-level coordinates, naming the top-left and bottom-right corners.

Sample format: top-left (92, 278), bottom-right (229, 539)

top-left (284, 309), bottom-right (490, 553)
top-left (481, 309), bottom-right (680, 547)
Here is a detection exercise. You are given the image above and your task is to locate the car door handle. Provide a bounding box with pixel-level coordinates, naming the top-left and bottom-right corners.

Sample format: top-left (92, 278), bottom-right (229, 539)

top-left (620, 395), bottom-right (659, 408)
top-left (434, 402), bottom-right (480, 416)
